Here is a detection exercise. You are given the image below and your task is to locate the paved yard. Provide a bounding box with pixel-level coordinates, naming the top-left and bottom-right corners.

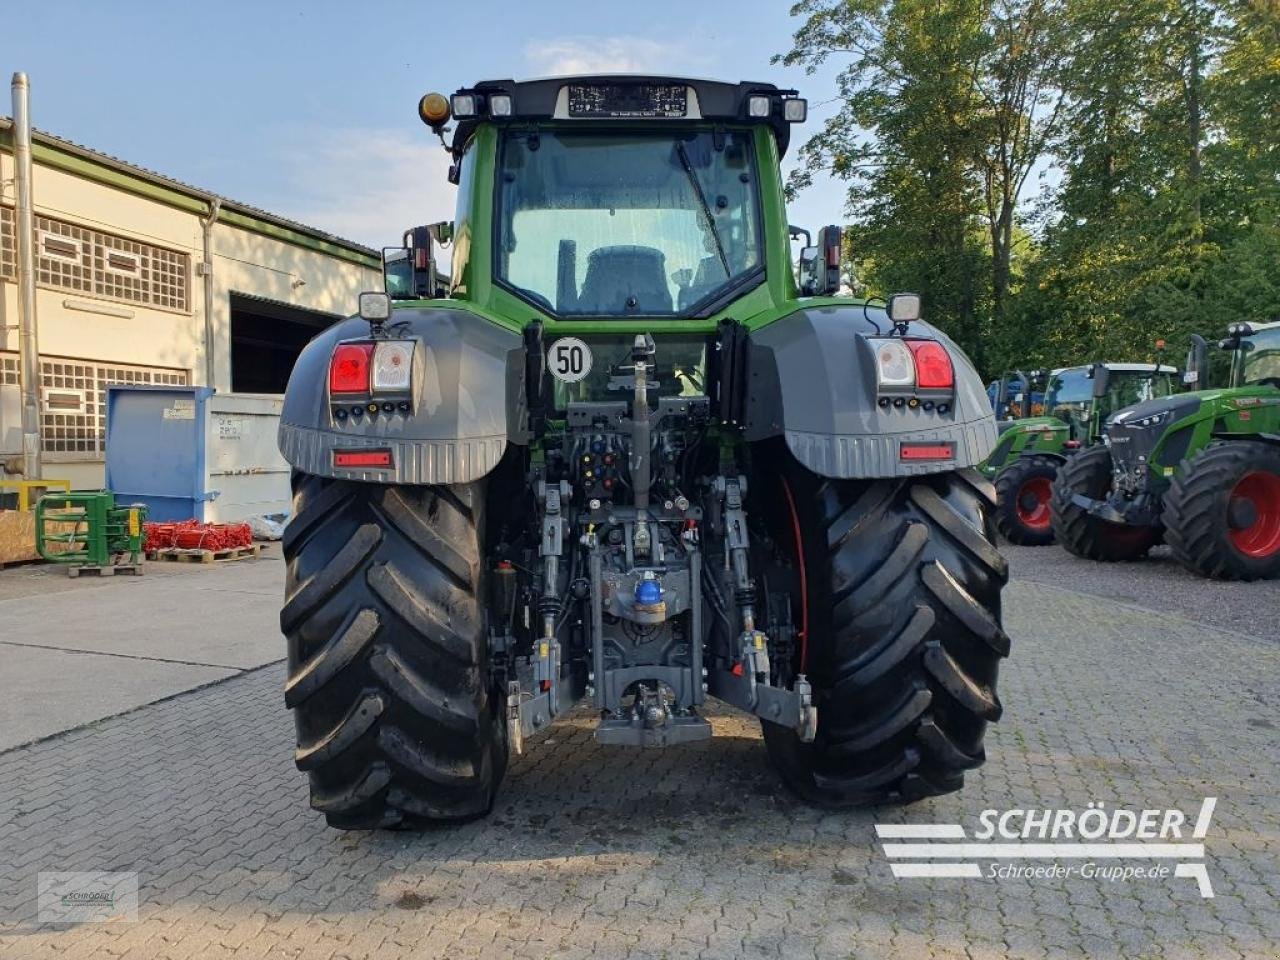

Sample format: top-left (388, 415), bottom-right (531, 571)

top-left (0, 550), bottom-right (1277, 959)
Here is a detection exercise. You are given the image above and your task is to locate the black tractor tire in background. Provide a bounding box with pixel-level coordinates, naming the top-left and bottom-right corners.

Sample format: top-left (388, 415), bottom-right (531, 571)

top-left (761, 463), bottom-right (1010, 807)
top-left (994, 454), bottom-right (1061, 546)
top-left (1162, 442), bottom-right (1280, 581)
top-left (281, 473), bottom-right (506, 829)
top-left (1050, 445), bottom-right (1161, 562)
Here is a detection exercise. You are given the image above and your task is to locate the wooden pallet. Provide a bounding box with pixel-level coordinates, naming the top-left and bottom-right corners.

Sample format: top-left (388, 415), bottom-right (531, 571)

top-left (67, 562), bottom-right (144, 578)
top-left (146, 544), bottom-right (262, 564)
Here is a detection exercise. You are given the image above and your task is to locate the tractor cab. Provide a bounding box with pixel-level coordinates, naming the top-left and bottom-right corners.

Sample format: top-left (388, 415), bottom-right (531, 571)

top-left (1083, 363), bottom-right (1180, 441)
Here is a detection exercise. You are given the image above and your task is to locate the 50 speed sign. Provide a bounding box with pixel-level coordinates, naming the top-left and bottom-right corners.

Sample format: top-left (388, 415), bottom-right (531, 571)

top-left (547, 337), bottom-right (593, 383)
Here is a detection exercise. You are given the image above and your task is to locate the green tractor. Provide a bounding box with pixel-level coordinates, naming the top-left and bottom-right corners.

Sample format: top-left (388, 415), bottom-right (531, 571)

top-left (981, 363), bottom-right (1178, 545)
top-left (275, 76), bottom-right (1009, 828)
top-left (1052, 322), bottom-right (1280, 580)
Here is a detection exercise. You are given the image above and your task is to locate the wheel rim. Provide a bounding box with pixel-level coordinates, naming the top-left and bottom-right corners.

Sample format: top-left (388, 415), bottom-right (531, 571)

top-left (1014, 477), bottom-right (1053, 531)
top-left (1228, 470), bottom-right (1280, 558)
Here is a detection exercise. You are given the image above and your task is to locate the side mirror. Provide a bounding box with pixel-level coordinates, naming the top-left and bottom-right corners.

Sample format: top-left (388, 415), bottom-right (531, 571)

top-left (1014, 368), bottom-right (1032, 419)
top-left (1090, 364), bottom-right (1111, 399)
top-left (1184, 334), bottom-right (1208, 387)
top-left (799, 225), bottom-right (842, 296)
top-left (382, 247), bottom-right (414, 299)
top-left (402, 225), bottom-right (436, 298)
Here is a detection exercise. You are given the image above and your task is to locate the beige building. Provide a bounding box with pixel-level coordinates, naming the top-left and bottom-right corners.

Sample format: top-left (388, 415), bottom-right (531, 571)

top-left (0, 119), bottom-right (380, 488)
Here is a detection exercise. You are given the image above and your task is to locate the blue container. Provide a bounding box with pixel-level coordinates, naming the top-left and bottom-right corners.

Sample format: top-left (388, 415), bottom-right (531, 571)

top-left (104, 385), bottom-right (217, 522)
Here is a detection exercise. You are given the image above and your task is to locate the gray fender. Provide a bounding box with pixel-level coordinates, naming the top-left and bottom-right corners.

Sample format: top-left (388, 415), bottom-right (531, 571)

top-left (744, 305), bottom-right (996, 478)
top-left (278, 307), bottom-right (525, 484)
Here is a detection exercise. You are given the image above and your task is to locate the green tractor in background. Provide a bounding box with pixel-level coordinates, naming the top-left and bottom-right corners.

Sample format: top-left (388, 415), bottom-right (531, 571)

top-left (1052, 322), bottom-right (1280, 580)
top-left (981, 362), bottom-right (1179, 545)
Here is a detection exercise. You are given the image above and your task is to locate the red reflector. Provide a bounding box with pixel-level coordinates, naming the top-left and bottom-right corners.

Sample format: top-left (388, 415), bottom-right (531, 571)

top-left (906, 340), bottom-right (954, 389)
top-left (900, 442), bottom-right (955, 461)
top-left (334, 449), bottom-right (393, 468)
top-left (1064, 440), bottom-right (1082, 449)
top-left (540, 679), bottom-right (552, 692)
top-left (329, 343), bottom-right (373, 394)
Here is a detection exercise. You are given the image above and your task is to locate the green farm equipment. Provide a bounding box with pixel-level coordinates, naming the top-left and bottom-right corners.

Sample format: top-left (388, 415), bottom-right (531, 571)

top-left (275, 76), bottom-right (1009, 828)
top-left (1052, 322), bottom-right (1280, 579)
top-left (35, 490), bottom-right (146, 576)
top-left (980, 363), bottom-right (1178, 545)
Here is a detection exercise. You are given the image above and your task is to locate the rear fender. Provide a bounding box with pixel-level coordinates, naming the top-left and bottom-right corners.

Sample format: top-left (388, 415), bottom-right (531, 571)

top-left (278, 307), bottom-right (525, 484)
top-left (744, 305), bottom-right (995, 478)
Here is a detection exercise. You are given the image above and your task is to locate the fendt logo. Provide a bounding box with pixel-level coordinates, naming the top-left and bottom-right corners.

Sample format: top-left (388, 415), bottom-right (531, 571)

top-left (877, 798), bottom-right (1217, 898)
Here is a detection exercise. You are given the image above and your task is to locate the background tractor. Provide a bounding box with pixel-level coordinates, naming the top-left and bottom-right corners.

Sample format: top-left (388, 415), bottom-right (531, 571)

top-left (276, 76), bottom-right (1008, 829)
top-left (1052, 323), bottom-right (1280, 579)
top-left (980, 363), bottom-right (1179, 545)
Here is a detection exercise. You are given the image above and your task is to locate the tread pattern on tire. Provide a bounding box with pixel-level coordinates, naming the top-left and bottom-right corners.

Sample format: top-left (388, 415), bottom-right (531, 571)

top-left (993, 454), bottom-right (1061, 546)
top-left (1161, 441), bottom-right (1280, 581)
top-left (1049, 445), bottom-right (1160, 561)
top-left (282, 473), bottom-right (505, 829)
top-left (761, 465), bottom-right (1008, 808)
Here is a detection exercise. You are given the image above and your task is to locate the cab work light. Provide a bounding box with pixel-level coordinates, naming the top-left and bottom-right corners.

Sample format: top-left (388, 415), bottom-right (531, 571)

top-left (329, 343), bottom-right (374, 394)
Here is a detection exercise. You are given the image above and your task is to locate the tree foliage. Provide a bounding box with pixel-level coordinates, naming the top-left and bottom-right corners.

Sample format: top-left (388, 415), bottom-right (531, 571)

top-left (782, 0), bottom-right (1280, 379)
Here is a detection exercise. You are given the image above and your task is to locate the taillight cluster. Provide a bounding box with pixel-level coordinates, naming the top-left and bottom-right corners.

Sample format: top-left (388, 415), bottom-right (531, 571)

top-left (870, 337), bottom-right (955, 412)
top-left (329, 341), bottom-right (414, 396)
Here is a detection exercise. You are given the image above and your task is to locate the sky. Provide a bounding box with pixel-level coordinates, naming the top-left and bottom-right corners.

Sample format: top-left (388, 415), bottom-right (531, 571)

top-left (2, 0), bottom-right (849, 250)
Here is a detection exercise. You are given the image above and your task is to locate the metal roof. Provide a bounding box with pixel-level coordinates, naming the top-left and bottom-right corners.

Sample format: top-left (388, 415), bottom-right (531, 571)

top-left (0, 116), bottom-right (378, 263)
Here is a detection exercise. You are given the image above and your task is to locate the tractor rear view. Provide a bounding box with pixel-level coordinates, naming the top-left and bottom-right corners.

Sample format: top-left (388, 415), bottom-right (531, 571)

top-left (982, 363), bottom-right (1178, 545)
top-left (1052, 323), bottom-right (1280, 579)
top-left (276, 76), bottom-right (1010, 828)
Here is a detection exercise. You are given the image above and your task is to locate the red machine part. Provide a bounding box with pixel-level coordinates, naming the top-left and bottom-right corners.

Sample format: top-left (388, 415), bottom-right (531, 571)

top-left (143, 520), bottom-right (253, 552)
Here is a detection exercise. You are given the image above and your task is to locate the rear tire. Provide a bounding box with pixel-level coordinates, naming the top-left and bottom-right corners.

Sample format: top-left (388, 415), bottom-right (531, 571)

top-left (994, 455), bottom-right (1060, 546)
top-left (281, 473), bottom-right (506, 829)
top-left (1050, 445), bottom-right (1160, 561)
top-left (1162, 442), bottom-right (1280, 581)
top-left (761, 465), bottom-right (1009, 807)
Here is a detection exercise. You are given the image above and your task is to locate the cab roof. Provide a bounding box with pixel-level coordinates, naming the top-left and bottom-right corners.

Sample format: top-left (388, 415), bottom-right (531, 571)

top-left (450, 75), bottom-right (801, 157)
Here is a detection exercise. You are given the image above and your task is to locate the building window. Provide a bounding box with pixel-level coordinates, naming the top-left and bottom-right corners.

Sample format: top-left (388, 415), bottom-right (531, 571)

top-left (0, 205), bottom-right (14, 280)
top-left (0, 351), bottom-right (190, 459)
top-left (0, 205), bottom-right (190, 313)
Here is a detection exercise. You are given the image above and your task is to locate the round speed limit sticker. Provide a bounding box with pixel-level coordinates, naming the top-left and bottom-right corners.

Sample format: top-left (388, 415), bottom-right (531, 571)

top-left (547, 337), bottom-right (593, 383)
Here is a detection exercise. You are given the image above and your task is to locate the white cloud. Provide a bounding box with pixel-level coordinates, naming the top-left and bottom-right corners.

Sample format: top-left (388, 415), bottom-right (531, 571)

top-left (523, 36), bottom-right (697, 77)
top-left (273, 128), bottom-right (456, 249)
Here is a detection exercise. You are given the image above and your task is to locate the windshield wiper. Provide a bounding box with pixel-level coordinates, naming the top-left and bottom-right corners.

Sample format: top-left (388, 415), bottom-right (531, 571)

top-left (675, 141), bottom-right (730, 279)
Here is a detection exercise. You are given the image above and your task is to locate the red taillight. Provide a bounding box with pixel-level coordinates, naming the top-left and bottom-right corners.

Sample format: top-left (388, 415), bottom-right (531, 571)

top-left (900, 442), bottom-right (955, 461)
top-left (329, 343), bottom-right (374, 394)
top-left (906, 340), bottom-right (954, 389)
top-left (334, 449), bottom-right (393, 468)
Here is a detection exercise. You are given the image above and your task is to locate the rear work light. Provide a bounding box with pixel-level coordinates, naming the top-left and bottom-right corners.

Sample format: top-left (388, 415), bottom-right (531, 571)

top-left (329, 343), bottom-right (374, 394)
